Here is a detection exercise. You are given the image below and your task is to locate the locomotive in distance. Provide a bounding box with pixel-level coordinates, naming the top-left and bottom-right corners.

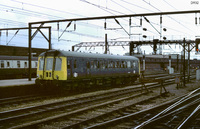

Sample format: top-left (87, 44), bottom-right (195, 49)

top-left (35, 50), bottom-right (140, 87)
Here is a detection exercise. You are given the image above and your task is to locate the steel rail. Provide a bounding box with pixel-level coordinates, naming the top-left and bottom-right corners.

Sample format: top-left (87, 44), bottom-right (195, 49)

top-left (135, 92), bottom-right (200, 128)
top-left (177, 104), bottom-right (200, 129)
top-left (138, 98), bottom-right (200, 129)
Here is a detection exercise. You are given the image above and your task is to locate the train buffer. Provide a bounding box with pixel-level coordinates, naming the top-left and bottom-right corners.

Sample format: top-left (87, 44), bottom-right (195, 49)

top-left (140, 71), bottom-right (168, 95)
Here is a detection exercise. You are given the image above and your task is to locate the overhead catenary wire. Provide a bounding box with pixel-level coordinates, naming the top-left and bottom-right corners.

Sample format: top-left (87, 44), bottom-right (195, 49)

top-left (0, 0), bottom-right (199, 50)
top-left (118, 0), bottom-right (196, 36)
top-left (80, 0), bottom-right (159, 36)
top-left (109, 0), bottom-right (194, 36)
top-left (142, 0), bottom-right (195, 33)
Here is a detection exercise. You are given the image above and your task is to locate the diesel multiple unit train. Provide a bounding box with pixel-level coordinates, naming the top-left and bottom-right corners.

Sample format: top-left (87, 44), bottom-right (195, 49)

top-left (0, 55), bottom-right (38, 79)
top-left (35, 50), bottom-right (140, 88)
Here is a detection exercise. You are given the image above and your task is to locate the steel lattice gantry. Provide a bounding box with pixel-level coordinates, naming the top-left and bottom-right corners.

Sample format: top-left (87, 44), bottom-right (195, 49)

top-left (72, 39), bottom-right (195, 55)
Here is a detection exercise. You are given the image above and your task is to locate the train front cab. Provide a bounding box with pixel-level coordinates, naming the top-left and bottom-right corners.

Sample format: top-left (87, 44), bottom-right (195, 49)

top-left (36, 55), bottom-right (67, 87)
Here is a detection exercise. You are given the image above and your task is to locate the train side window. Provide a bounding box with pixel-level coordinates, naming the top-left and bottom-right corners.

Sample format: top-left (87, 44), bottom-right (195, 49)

top-left (87, 61), bottom-right (90, 69)
top-left (35, 62), bottom-right (38, 68)
top-left (94, 61), bottom-right (96, 69)
top-left (90, 61), bottom-right (94, 69)
top-left (102, 61), bottom-right (105, 69)
top-left (55, 58), bottom-right (62, 71)
top-left (115, 61), bottom-right (117, 68)
top-left (105, 61), bottom-right (108, 68)
top-left (7, 61), bottom-right (10, 68)
top-left (94, 61), bottom-right (97, 69)
top-left (74, 59), bottom-right (77, 69)
top-left (108, 61), bottom-right (112, 68)
top-left (17, 61), bottom-right (20, 68)
top-left (127, 61), bottom-right (131, 68)
top-left (111, 61), bottom-right (115, 68)
top-left (67, 60), bottom-right (71, 69)
top-left (39, 58), bottom-right (44, 70)
top-left (1, 60), bottom-right (4, 68)
top-left (131, 61), bottom-right (133, 68)
top-left (133, 61), bottom-right (136, 67)
top-left (117, 61), bottom-right (119, 68)
top-left (125, 62), bottom-right (127, 68)
top-left (122, 61), bottom-right (124, 68)
top-left (97, 61), bottom-right (100, 69)
top-left (24, 62), bottom-right (28, 68)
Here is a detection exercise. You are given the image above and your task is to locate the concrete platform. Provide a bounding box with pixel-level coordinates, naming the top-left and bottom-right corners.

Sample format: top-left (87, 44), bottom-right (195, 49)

top-left (0, 78), bottom-right (37, 98)
top-left (0, 78), bottom-right (36, 87)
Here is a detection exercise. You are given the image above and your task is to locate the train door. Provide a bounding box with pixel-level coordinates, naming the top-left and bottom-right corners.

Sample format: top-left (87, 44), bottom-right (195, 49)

top-left (44, 57), bottom-right (54, 80)
top-left (86, 61), bottom-right (91, 78)
top-left (67, 58), bottom-right (73, 79)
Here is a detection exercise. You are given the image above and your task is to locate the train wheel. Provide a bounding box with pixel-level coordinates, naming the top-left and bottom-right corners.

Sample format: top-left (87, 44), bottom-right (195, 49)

top-left (91, 79), bottom-right (97, 87)
top-left (111, 78), bottom-right (116, 86)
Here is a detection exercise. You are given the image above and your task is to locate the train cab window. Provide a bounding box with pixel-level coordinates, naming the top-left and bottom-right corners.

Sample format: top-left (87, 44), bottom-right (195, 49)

top-left (39, 58), bottom-right (44, 70)
top-left (1, 60), bottom-right (4, 68)
top-left (17, 61), bottom-right (20, 68)
top-left (67, 60), bottom-right (71, 69)
top-left (46, 58), bottom-right (53, 70)
top-left (55, 58), bottom-right (62, 71)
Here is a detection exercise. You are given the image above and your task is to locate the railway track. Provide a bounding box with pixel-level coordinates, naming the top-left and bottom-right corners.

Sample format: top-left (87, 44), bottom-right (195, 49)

top-left (134, 88), bottom-right (200, 129)
top-left (84, 87), bottom-right (200, 129)
top-left (0, 74), bottom-right (178, 129)
top-left (0, 73), bottom-right (195, 128)
top-left (0, 83), bottom-right (155, 128)
top-left (0, 73), bottom-right (170, 110)
top-left (0, 94), bottom-right (59, 109)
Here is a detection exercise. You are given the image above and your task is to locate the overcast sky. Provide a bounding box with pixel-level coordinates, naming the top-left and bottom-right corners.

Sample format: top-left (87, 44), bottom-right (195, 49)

top-left (0, 0), bottom-right (200, 57)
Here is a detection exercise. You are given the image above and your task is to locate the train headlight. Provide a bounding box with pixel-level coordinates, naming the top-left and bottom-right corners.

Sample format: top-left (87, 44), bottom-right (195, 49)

top-left (73, 72), bottom-right (78, 77)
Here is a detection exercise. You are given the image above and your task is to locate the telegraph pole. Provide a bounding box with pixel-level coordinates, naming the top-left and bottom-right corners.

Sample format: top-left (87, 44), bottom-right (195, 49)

top-left (188, 43), bottom-right (190, 82)
top-left (104, 33), bottom-right (108, 54)
top-left (183, 38), bottom-right (186, 87)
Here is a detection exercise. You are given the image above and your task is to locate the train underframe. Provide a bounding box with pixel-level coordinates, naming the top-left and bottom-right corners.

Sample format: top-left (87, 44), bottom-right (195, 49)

top-left (35, 75), bottom-right (139, 91)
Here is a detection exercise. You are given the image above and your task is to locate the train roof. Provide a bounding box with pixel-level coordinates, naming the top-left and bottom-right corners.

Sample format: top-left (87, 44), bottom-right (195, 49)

top-left (39, 50), bottom-right (139, 61)
top-left (134, 54), bottom-right (169, 59)
top-left (0, 55), bottom-right (38, 60)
